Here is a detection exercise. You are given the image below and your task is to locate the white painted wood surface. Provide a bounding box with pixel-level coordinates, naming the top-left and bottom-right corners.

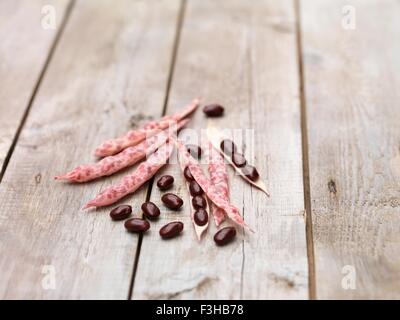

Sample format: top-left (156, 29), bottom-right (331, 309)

top-left (1, 0), bottom-right (399, 299)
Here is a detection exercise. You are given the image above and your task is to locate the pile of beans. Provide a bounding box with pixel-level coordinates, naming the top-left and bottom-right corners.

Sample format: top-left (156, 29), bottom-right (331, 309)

top-left (110, 199), bottom-right (184, 239)
top-left (220, 139), bottom-right (259, 181)
top-left (108, 162), bottom-right (236, 245)
top-left (107, 174), bottom-right (184, 239)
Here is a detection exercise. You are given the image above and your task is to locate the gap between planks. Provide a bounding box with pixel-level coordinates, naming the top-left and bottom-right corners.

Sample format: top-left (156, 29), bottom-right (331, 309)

top-left (127, 0), bottom-right (187, 300)
top-left (294, 0), bottom-right (316, 300)
top-left (0, 0), bottom-right (76, 183)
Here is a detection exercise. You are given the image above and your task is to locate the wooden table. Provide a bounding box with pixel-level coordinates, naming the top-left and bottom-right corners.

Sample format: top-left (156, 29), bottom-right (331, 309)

top-left (0, 0), bottom-right (399, 300)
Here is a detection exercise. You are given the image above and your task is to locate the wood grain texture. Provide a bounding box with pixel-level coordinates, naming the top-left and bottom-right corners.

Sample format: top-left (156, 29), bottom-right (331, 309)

top-left (0, 0), bottom-right (70, 173)
top-left (0, 0), bottom-right (180, 299)
top-left (300, 0), bottom-right (400, 298)
top-left (132, 0), bottom-right (308, 299)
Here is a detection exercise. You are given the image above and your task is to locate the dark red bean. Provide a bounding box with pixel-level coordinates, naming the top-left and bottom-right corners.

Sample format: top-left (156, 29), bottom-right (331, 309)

top-left (203, 104), bottom-right (224, 117)
top-left (241, 165), bottom-right (260, 181)
top-left (141, 201), bottom-right (160, 220)
top-left (186, 144), bottom-right (202, 159)
top-left (194, 208), bottom-right (208, 226)
top-left (183, 166), bottom-right (194, 181)
top-left (214, 227), bottom-right (236, 246)
top-left (110, 205), bottom-right (132, 221)
top-left (189, 180), bottom-right (203, 196)
top-left (124, 218), bottom-right (150, 233)
top-left (192, 195), bottom-right (207, 210)
top-left (161, 193), bottom-right (184, 210)
top-left (220, 139), bottom-right (237, 157)
top-left (159, 221), bottom-right (184, 239)
top-left (156, 175), bottom-right (174, 190)
top-left (232, 153), bottom-right (247, 167)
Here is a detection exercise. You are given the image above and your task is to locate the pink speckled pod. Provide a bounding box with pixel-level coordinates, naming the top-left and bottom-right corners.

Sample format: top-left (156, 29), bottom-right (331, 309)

top-left (207, 143), bottom-right (229, 226)
top-left (94, 98), bottom-right (199, 157)
top-left (56, 119), bottom-right (188, 182)
top-left (83, 142), bottom-right (174, 209)
top-left (174, 139), bottom-right (248, 229)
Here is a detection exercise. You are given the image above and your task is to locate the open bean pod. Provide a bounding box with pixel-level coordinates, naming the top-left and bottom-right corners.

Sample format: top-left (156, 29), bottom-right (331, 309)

top-left (207, 126), bottom-right (270, 197)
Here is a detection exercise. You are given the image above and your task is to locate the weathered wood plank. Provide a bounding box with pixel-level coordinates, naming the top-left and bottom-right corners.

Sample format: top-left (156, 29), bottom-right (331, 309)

top-left (0, 0), bottom-right (70, 174)
top-left (132, 0), bottom-right (308, 299)
top-left (0, 0), bottom-right (181, 299)
top-left (300, 0), bottom-right (400, 298)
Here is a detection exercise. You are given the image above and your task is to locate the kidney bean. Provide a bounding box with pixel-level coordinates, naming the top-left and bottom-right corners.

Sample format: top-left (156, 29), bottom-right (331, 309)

top-left (124, 218), bottom-right (150, 233)
top-left (141, 201), bottom-right (160, 220)
top-left (192, 195), bottom-right (207, 209)
top-left (194, 208), bottom-right (208, 226)
top-left (161, 193), bottom-right (184, 210)
top-left (214, 227), bottom-right (236, 246)
top-left (203, 104), bottom-right (224, 117)
top-left (232, 153), bottom-right (246, 167)
top-left (159, 221), bottom-right (184, 239)
top-left (156, 175), bottom-right (174, 190)
top-left (220, 139), bottom-right (237, 157)
top-left (109, 205), bottom-right (132, 221)
top-left (183, 166), bottom-right (194, 181)
top-left (186, 144), bottom-right (202, 159)
top-left (189, 180), bottom-right (203, 196)
top-left (241, 165), bottom-right (259, 181)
